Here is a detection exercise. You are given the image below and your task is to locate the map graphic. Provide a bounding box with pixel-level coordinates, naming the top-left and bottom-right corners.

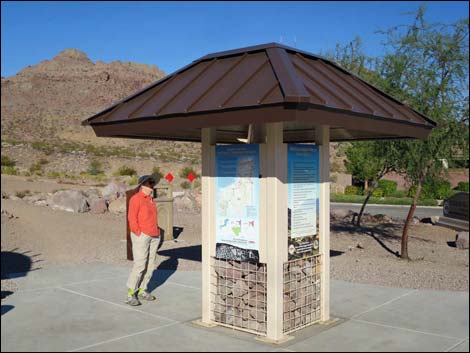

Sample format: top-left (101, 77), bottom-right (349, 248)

top-left (215, 145), bottom-right (260, 252)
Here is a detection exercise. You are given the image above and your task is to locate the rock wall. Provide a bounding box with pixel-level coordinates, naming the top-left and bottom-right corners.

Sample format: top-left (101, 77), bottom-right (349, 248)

top-left (212, 259), bottom-right (267, 333)
top-left (283, 256), bottom-right (322, 333)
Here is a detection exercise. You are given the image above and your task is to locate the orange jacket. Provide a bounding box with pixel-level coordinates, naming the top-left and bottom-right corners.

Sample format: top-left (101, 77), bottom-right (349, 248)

top-left (128, 190), bottom-right (159, 237)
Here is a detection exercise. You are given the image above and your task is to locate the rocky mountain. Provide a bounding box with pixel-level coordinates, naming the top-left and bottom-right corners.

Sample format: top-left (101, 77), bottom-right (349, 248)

top-left (1, 48), bottom-right (166, 145)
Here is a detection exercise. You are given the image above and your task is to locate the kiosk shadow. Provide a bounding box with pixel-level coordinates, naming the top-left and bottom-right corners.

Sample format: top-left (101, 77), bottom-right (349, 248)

top-left (1, 249), bottom-right (41, 316)
top-left (147, 245), bottom-right (202, 293)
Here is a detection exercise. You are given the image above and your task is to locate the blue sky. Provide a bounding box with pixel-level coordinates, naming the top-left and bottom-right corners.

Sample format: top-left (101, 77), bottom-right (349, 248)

top-left (1, 1), bottom-right (468, 77)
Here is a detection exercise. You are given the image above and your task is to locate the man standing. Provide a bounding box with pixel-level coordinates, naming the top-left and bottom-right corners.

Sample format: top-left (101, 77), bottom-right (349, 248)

top-left (126, 175), bottom-right (159, 306)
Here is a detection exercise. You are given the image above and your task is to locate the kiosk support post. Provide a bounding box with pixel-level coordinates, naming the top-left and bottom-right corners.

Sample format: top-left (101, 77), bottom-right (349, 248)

top-left (201, 127), bottom-right (216, 325)
top-left (265, 122), bottom-right (289, 342)
top-left (316, 125), bottom-right (330, 322)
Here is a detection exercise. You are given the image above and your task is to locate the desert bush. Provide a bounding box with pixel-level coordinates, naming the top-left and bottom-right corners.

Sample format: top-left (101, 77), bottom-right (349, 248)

top-left (87, 160), bottom-right (104, 176)
top-left (38, 158), bottom-right (49, 165)
top-left (1, 166), bottom-right (17, 175)
top-left (31, 141), bottom-right (54, 155)
top-left (47, 171), bottom-right (62, 178)
top-left (15, 190), bottom-right (32, 199)
top-left (29, 162), bottom-right (43, 176)
top-left (179, 166), bottom-right (199, 179)
top-left (180, 181), bottom-right (191, 190)
top-left (151, 166), bottom-right (164, 183)
top-left (1, 155), bottom-right (16, 167)
top-left (116, 165), bottom-right (137, 176)
top-left (128, 175), bottom-right (139, 186)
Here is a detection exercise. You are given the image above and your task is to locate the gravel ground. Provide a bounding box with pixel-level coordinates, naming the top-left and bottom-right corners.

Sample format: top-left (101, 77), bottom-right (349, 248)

top-left (330, 221), bottom-right (469, 291)
top-left (1, 175), bottom-right (468, 296)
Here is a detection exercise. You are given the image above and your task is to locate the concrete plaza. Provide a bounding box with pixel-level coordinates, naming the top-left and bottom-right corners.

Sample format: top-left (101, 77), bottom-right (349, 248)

top-left (1, 264), bottom-right (468, 352)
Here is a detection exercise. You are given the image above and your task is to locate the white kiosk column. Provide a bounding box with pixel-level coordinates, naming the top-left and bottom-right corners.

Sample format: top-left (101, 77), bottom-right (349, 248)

top-left (316, 125), bottom-right (330, 322)
top-left (263, 122), bottom-right (290, 343)
top-left (201, 127), bottom-right (216, 325)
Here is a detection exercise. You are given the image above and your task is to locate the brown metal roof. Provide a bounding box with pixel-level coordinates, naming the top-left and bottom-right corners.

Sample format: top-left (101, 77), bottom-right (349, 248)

top-left (82, 43), bottom-right (435, 142)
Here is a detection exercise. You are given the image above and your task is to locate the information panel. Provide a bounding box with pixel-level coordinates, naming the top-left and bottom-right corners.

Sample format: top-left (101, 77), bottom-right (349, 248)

top-left (215, 144), bottom-right (260, 262)
top-left (287, 144), bottom-right (320, 260)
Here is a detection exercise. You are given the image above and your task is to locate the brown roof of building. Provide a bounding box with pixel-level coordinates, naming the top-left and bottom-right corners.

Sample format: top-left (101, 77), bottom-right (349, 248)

top-left (82, 43), bottom-right (435, 142)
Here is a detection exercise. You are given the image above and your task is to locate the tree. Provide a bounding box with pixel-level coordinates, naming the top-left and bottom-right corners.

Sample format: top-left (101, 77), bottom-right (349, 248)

top-left (329, 7), bottom-right (468, 259)
top-left (329, 39), bottom-right (402, 226)
top-left (345, 141), bottom-right (401, 226)
top-left (376, 7), bottom-right (469, 259)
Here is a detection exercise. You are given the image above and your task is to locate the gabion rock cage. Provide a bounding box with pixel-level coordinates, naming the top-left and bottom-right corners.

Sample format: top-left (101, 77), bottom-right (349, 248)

top-left (283, 255), bottom-right (322, 334)
top-left (211, 258), bottom-right (267, 335)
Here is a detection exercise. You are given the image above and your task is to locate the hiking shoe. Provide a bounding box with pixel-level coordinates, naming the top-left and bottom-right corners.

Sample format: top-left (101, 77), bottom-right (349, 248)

top-left (126, 294), bottom-right (141, 306)
top-left (138, 290), bottom-right (156, 301)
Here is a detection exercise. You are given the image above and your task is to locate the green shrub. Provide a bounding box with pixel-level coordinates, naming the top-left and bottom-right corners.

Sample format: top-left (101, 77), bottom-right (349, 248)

top-left (423, 178), bottom-right (453, 199)
top-left (116, 165), bottom-right (137, 176)
top-left (390, 190), bottom-right (407, 198)
top-left (330, 193), bottom-right (438, 206)
top-left (87, 160), bottom-right (104, 176)
top-left (1, 166), bottom-right (17, 175)
top-left (345, 185), bottom-right (359, 195)
top-left (15, 190), bottom-right (32, 199)
top-left (372, 188), bottom-right (384, 197)
top-left (409, 177), bottom-right (454, 200)
top-left (456, 182), bottom-right (469, 192)
top-left (1, 155), bottom-right (16, 167)
top-left (151, 166), bottom-right (164, 183)
top-left (180, 181), bottom-right (191, 190)
top-left (193, 180), bottom-right (201, 190)
top-left (378, 179), bottom-right (397, 196)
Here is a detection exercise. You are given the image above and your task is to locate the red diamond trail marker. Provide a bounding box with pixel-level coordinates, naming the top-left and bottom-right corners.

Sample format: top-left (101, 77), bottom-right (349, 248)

top-left (188, 172), bottom-right (196, 183)
top-left (165, 173), bottom-right (174, 183)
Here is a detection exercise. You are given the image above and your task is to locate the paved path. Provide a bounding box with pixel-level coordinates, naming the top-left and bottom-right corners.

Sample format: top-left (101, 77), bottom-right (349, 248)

top-left (332, 203), bottom-right (442, 220)
top-left (1, 264), bottom-right (468, 352)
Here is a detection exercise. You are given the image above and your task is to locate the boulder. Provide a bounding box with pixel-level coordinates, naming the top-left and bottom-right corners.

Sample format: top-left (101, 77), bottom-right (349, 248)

top-left (84, 187), bottom-right (102, 203)
top-left (102, 182), bottom-right (129, 201)
top-left (108, 197), bottom-right (127, 213)
top-left (50, 190), bottom-right (89, 213)
top-left (330, 209), bottom-right (350, 221)
top-left (23, 193), bottom-right (47, 204)
top-left (89, 198), bottom-right (108, 214)
top-left (455, 231), bottom-right (469, 250)
top-left (373, 214), bottom-right (393, 223)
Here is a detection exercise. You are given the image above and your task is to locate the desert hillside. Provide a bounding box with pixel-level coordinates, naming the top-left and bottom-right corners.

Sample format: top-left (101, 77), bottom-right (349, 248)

top-left (1, 48), bottom-right (166, 144)
top-left (1, 49), bottom-right (203, 184)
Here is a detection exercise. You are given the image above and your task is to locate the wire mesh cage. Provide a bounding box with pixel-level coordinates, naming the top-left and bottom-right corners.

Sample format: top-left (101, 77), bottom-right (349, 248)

top-left (283, 254), bottom-right (322, 334)
top-left (211, 258), bottom-right (267, 335)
